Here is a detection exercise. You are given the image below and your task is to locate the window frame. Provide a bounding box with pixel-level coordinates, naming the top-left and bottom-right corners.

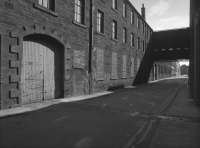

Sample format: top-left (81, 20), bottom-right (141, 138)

top-left (74, 0), bottom-right (85, 25)
top-left (137, 16), bottom-right (140, 28)
top-left (122, 27), bottom-right (127, 44)
top-left (138, 37), bottom-right (140, 49)
top-left (143, 40), bottom-right (145, 52)
top-left (122, 2), bottom-right (127, 18)
top-left (38, 0), bottom-right (55, 11)
top-left (34, 0), bottom-right (57, 16)
top-left (131, 33), bottom-right (135, 47)
top-left (97, 10), bottom-right (104, 34)
top-left (131, 10), bottom-right (134, 24)
top-left (112, 0), bottom-right (117, 10)
top-left (112, 20), bottom-right (118, 40)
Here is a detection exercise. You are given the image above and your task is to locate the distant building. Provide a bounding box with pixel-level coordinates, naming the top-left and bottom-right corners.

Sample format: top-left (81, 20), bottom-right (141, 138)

top-left (0, 0), bottom-right (152, 109)
top-left (149, 61), bottom-right (181, 81)
top-left (180, 65), bottom-right (189, 75)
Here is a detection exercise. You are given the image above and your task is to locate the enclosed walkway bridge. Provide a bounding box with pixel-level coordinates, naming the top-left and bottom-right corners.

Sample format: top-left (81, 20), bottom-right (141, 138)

top-left (134, 28), bottom-right (190, 85)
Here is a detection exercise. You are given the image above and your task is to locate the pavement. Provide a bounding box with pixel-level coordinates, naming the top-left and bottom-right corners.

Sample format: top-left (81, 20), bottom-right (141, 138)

top-left (0, 77), bottom-right (199, 148)
top-left (0, 91), bottom-right (113, 118)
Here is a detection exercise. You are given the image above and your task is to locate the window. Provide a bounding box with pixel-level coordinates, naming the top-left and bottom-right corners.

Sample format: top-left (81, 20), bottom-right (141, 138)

top-left (130, 57), bottom-right (135, 77)
top-left (141, 22), bottom-right (143, 31)
top-left (38, 0), bottom-right (55, 11)
top-left (147, 29), bottom-right (149, 40)
top-left (111, 52), bottom-right (118, 79)
top-left (97, 10), bottom-right (104, 33)
top-left (137, 58), bottom-right (140, 70)
top-left (123, 2), bottom-right (127, 18)
top-left (112, 0), bottom-right (117, 9)
top-left (122, 55), bottom-right (127, 78)
top-left (96, 48), bottom-right (104, 80)
top-left (143, 41), bottom-right (145, 52)
top-left (123, 27), bottom-right (127, 43)
top-left (137, 16), bottom-right (140, 28)
top-left (131, 33), bottom-right (135, 47)
top-left (138, 37), bottom-right (140, 49)
top-left (112, 21), bottom-right (117, 39)
top-left (74, 0), bottom-right (85, 24)
top-left (131, 10), bottom-right (134, 24)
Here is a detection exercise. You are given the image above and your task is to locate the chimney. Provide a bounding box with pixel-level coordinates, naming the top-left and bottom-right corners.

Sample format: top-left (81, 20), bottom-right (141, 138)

top-left (141, 4), bottom-right (146, 20)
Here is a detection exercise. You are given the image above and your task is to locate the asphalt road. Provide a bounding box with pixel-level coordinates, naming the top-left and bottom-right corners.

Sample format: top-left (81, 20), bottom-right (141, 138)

top-left (0, 78), bottom-right (199, 148)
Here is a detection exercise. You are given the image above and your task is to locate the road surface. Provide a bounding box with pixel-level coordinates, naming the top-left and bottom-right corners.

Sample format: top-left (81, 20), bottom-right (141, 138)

top-left (0, 78), bottom-right (199, 148)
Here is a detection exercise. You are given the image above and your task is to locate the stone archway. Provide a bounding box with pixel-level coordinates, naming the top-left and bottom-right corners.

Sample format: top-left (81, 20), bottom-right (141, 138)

top-left (21, 34), bottom-right (64, 104)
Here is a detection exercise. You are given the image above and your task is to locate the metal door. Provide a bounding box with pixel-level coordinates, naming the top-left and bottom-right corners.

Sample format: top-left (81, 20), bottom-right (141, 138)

top-left (21, 41), bottom-right (55, 104)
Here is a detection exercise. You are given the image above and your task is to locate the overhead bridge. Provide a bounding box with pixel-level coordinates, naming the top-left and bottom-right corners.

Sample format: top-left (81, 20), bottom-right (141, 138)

top-left (134, 28), bottom-right (190, 85)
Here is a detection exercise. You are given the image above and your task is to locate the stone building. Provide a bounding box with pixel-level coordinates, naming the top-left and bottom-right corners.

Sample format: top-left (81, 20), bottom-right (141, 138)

top-left (0, 0), bottom-right (152, 109)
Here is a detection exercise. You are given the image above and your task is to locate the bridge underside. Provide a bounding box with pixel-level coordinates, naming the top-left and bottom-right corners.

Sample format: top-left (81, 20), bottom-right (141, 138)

top-left (133, 28), bottom-right (190, 85)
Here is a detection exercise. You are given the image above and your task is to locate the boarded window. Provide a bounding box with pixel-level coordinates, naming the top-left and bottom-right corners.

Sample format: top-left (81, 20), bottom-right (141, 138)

top-left (130, 57), bottom-right (135, 77)
top-left (96, 48), bottom-right (104, 80)
top-left (111, 52), bottom-right (118, 79)
top-left (122, 55), bottom-right (127, 78)
top-left (73, 50), bottom-right (85, 68)
top-left (137, 58), bottom-right (140, 71)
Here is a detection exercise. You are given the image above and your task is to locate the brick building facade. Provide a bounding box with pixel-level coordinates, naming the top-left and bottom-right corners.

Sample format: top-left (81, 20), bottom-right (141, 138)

top-left (0, 0), bottom-right (153, 109)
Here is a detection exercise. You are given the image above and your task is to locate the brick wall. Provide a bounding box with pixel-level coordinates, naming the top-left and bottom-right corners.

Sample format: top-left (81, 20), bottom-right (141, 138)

top-left (0, 0), bottom-right (153, 109)
top-left (92, 0), bottom-right (152, 91)
top-left (0, 0), bottom-right (91, 109)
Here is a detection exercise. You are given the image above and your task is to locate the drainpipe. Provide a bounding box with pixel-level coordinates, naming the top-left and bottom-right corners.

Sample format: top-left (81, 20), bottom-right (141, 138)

top-left (88, 0), bottom-right (94, 94)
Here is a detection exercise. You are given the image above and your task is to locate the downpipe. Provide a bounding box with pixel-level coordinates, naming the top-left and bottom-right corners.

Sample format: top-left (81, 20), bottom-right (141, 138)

top-left (88, 0), bottom-right (94, 94)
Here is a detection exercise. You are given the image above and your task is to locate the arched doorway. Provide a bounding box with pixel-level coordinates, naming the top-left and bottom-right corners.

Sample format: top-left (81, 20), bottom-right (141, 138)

top-left (21, 34), bottom-right (64, 104)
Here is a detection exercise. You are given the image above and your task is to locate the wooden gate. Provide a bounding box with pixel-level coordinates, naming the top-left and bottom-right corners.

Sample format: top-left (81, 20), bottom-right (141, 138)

top-left (21, 41), bottom-right (55, 104)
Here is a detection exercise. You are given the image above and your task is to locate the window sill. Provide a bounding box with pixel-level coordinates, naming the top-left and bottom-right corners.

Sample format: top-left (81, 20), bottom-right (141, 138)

top-left (111, 38), bottom-right (118, 42)
top-left (95, 31), bottom-right (105, 37)
top-left (111, 7), bottom-right (118, 13)
top-left (72, 20), bottom-right (88, 29)
top-left (33, 3), bottom-right (58, 17)
top-left (96, 79), bottom-right (104, 81)
top-left (110, 77), bottom-right (118, 80)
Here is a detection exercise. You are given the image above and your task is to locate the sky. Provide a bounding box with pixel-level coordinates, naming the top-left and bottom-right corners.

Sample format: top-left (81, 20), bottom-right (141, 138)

top-left (130, 0), bottom-right (190, 31)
